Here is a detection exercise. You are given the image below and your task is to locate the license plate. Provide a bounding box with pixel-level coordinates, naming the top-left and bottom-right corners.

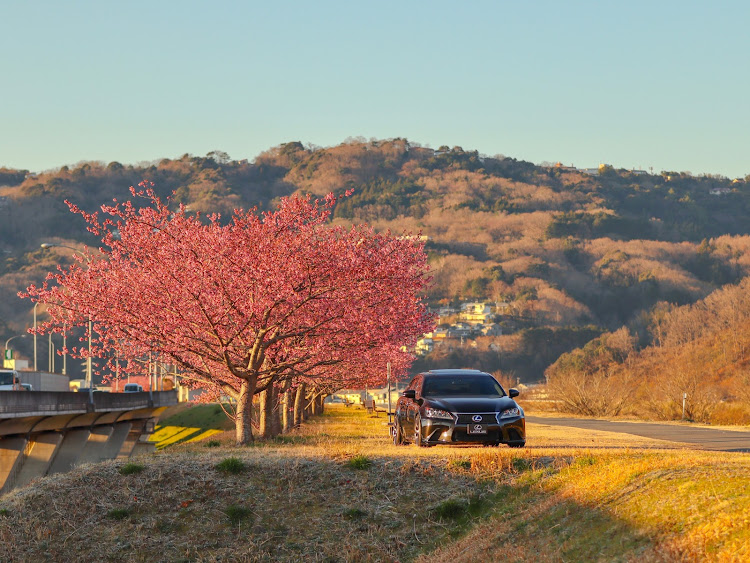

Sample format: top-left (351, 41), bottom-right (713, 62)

top-left (468, 424), bottom-right (487, 435)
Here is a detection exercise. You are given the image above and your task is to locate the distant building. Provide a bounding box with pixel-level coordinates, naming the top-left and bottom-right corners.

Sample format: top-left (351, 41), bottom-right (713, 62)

top-left (580, 168), bottom-right (600, 176)
top-left (437, 306), bottom-right (457, 317)
top-left (432, 327), bottom-right (450, 340)
top-left (709, 187), bottom-right (731, 196)
top-left (415, 337), bottom-right (434, 355)
top-left (461, 302), bottom-right (493, 325)
top-left (449, 323), bottom-right (473, 338)
top-left (481, 323), bottom-right (503, 336)
top-left (495, 301), bottom-right (512, 315)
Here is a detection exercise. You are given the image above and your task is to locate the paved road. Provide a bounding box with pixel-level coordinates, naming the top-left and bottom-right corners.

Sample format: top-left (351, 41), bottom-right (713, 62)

top-left (526, 416), bottom-right (750, 452)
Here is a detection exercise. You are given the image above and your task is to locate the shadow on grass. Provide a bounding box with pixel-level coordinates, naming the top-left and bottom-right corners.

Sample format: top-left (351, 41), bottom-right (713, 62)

top-left (421, 467), bottom-right (659, 562)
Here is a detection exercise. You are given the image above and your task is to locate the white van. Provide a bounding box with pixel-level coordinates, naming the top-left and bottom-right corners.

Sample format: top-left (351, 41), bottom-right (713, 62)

top-left (123, 383), bottom-right (144, 393)
top-left (0, 369), bottom-right (21, 390)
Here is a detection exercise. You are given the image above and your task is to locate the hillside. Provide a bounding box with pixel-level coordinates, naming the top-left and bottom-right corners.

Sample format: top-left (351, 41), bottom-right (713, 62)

top-left (547, 277), bottom-right (750, 424)
top-left (1, 406), bottom-right (748, 561)
top-left (2, 139), bottom-right (750, 380)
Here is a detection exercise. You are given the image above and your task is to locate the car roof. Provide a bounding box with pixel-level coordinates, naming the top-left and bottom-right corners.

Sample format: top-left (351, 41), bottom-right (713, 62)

top-left (421, 369), bottom-right (492, 377)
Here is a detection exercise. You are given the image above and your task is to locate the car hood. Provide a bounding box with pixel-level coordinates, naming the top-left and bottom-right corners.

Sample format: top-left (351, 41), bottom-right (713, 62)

top-left (425, 396), bottom-right (518, 413)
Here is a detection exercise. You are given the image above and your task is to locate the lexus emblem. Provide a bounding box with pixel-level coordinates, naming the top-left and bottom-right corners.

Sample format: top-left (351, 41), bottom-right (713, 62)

top-left (472, 415), bottom-right (483, 422)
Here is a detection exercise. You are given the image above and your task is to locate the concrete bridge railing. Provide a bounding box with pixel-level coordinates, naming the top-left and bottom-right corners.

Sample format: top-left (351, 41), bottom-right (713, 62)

top-left (0, 391), bottom-right (178, 494)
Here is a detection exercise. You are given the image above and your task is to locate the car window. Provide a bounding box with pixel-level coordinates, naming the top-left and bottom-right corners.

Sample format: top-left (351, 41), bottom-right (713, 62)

top-left (408, 375), bottom-right (422, 393)
top-left (422, 376), bottom-right (505, 398)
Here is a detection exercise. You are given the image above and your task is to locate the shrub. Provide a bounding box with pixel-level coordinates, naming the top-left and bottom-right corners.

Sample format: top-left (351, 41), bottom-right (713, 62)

top-left (215, 457), bottom-right (245, 474)
top-left (346, 455), bottom-right (372, 470)
top-left (205, 440), bottom-right (221, 448)
top-left (574, 455), bottom-right (597, 468)
top-left (119, 462), bottom-right (145, 475)
top-left (434, 499), bottom-right (468, 520)
top-left (448, 459), bottom-right (472, 470)
top-left (343, 508), bottom-right (367, 520)
top-left (710, 403), bottom-right (750, 425)
top-left (225, 505), bottom-right (253, 526)
top-left (511, 457), bottom-right (534, 472)
top-left (107, 508), bottom-right (131, 520)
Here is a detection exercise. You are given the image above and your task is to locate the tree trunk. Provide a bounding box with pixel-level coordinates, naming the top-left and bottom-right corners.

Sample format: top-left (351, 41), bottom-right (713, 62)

top-left (282, 388), bottom-right (292, 433)
top-left (293, 383), bottom-right (306, 427)
top-left (304, 390), bottom-right (316, 419)
top-left (271, 384), bottom-right (282, 437)
top-left (317, 393), bottom-right (325, 414)
top-left (258, 385), bottom-right (276, 439)
top-left (235, 380), bottom-right (255, 445)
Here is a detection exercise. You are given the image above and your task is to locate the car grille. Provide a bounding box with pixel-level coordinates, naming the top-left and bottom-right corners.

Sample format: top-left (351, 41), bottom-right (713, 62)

top-left (453, 430), bottom-right (501, 442)
top-left (456, 412), bottom-right (497, 425)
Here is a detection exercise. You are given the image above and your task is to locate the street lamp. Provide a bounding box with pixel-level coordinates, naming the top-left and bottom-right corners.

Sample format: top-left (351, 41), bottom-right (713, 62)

top-left (33, 302), bottom-right (39, 371)
top-left (4, 334), bottom-right (26, 367)
top-left (40, 242), bottom-right (88, 381)
top-left (48, 333), bottom-right (56, 373)
top-left (4, 334), bottom-right (25, 351)
top-left (40, 242), bottom-right (81, 252)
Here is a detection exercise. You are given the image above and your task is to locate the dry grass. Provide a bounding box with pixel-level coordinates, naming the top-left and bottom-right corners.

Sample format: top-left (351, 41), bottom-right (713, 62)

top-left (0, 405), bottom-right (749, 562)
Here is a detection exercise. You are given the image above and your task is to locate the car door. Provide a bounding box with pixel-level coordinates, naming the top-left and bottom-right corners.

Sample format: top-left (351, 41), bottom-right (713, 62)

top-left (404, 375), bottom-right (423, 435)
top-left (397, 375), bottom-right (420, 436)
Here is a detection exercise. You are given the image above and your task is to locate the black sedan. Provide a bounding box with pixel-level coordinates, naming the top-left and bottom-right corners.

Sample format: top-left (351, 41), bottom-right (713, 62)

top-left (392, 369), bottom-right (525, 447)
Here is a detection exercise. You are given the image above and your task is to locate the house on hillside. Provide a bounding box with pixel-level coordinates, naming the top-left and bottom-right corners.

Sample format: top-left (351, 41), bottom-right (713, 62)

top-left (437, 306), bottom-right (457, 317)
top-left (580, 167), bottom-right (601, 176)
top-left (415, 337), bottom-right (434, 355)
top-left (495, 301), bottom-right (512, 315)
top-left (461, 302), bottom-right (493, 325)
top-left (481, 323), bottom-right (503, 336)
top-left (432, 327), bottom-right (449, 340)
top-left (449, 323), bottom-right (473, 338)
top-left (710, 187), bottom-right (731, 196)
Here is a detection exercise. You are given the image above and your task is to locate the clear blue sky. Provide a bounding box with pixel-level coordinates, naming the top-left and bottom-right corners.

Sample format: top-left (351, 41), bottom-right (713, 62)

top-left (2, 1), bottom-right (748, 177)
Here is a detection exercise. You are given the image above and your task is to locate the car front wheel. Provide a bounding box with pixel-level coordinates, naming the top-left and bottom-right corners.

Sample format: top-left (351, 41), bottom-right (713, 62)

top-left (414, 415), bottom-right (426, 447)
top-left (393, 420), bottom-right (405, 446)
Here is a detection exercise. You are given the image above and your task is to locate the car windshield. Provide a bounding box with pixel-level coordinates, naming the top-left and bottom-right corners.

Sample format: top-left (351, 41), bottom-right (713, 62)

top-left (422, 375), bottom-right (505, 398)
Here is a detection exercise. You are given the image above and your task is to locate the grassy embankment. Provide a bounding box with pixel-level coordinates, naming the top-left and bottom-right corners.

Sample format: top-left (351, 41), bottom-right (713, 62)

top-left (0, 405), bottom-right (749, 562)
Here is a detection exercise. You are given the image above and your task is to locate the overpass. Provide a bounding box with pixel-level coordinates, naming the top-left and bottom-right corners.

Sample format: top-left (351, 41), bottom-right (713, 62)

top-left (0, 390), bottom-right (177, 494)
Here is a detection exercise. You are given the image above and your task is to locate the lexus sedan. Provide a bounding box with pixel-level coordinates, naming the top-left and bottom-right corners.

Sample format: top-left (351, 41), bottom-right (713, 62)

top-left (392, 369), bottom-right (525, 447)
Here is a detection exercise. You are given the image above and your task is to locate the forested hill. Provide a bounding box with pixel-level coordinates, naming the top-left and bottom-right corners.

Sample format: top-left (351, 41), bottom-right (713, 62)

top-left (1, 139), bottom-right (750, 378)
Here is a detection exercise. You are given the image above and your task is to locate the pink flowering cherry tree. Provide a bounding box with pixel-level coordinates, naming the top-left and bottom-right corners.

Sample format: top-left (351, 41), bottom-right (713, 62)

top-left (23, 183), bottom-right (433, 444)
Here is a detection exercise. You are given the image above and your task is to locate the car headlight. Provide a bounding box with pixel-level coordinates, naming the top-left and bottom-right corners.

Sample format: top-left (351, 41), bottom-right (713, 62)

top-left (499, 407), bottom-right (522, 418)
top-left (423, 407), bottom-right (454, 420)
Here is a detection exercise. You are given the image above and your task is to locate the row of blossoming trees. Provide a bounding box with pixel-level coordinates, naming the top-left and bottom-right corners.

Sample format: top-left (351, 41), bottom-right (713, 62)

top-left (23, 183), bottom-right (434, 444)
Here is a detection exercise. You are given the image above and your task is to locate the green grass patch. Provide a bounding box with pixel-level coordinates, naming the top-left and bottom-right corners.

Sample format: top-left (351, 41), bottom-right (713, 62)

top-left (343, 508), bottom-right (368, 520)
top-left (448, 458), bottom-right (472, 470)
top-left (119, 462), bottom-right (145, 475)
top-left (159, 403), bottom-right (234, 430)
top-left (225, 505), bottom-right (253, 526)
top-left (434, 499), bottom-right (469, 520)
top-left (204, 440), bottom-right (221, 448)
top-left (215, 457), bottom-right (245, 474)
top-left (345, 454), bottom-right (372, 470)
top-left (107, 508), bottom-right (131, 521)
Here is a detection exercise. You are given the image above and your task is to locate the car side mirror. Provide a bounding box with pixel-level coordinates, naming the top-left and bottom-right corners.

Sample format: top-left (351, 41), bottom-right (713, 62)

top-left (403, 389), bottom-right (416, 400)
top-left (508, 388), bottom-right (519, 398)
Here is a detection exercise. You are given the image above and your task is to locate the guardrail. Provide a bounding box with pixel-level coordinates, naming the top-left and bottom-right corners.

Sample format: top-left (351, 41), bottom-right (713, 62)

top-left (0, 391), bottom-right (177, 416)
